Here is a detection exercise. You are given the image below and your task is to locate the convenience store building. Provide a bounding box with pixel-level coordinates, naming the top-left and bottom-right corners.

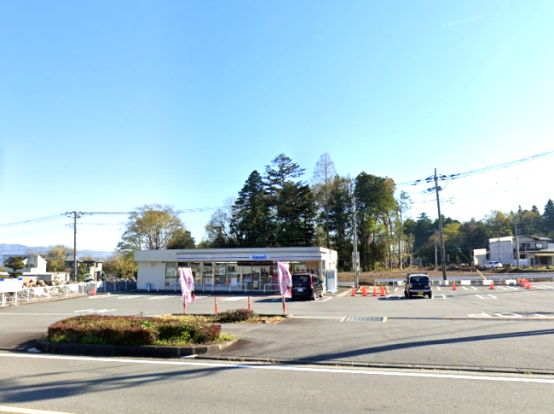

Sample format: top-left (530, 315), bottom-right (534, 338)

top-left (135, 247), bottom-right (338, 293)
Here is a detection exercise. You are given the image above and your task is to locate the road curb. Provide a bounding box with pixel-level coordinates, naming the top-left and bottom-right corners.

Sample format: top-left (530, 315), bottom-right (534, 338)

top-left (35, 339), bottom-right (238, 358)
top-left (199, 354), bottom-right (554, 376)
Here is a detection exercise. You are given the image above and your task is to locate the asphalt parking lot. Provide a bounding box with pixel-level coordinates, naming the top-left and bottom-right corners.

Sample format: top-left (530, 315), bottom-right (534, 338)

top-left (1, 283), bottom-right (554, 372)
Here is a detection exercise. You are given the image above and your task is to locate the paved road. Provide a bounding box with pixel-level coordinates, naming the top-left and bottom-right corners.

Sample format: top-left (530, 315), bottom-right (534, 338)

top-left (1, 352), bottom-right (553, 414)
top-left (1, 283), bottom-right (554, 373)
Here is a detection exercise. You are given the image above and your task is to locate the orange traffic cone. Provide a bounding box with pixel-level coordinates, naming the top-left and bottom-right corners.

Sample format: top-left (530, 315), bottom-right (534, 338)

top-left (380, 286), bottom-right (385, 296)
top-left (526, 281), bottom-right (532, 289)
top-left (351, 287), bottom-right (356, 296)
top-left (517, 278), bottom-right (521, 286)
top-left (489, 280), bottom-right (495, 290)
top-left (372, 286), bottom-right (377, 297)
top-left (452, 281), bottom-right (457, 291)
top-left (361, 286), bottom-right (367, 296)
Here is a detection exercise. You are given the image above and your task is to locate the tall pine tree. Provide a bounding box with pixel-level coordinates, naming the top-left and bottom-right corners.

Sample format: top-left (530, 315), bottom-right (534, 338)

top-left (230, 171), bottom-right (273, 246)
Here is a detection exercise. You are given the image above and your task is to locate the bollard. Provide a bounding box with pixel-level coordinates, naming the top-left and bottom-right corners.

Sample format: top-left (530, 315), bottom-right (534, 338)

top-left (214, 296), bottom-right (219, 317)
top-left (247, 296), bottom-right (252, 311)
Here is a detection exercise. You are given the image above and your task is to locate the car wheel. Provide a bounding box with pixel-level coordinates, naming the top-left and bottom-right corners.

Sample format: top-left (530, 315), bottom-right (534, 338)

top-left (404, 290), bottom-right (408, 298)
top-left (312, 291), bottom-right (317, 301)
top-left (428, 292), bottom-right (432, 299)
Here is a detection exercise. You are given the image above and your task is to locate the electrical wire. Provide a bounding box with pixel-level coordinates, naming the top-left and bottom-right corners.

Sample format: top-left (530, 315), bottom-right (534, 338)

top-left (397, 148), bottom-right (554, 187)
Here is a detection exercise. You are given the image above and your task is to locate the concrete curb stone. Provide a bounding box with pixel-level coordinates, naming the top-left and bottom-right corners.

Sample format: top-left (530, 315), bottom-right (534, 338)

top-left (36, 339), bottom-right (238, 358)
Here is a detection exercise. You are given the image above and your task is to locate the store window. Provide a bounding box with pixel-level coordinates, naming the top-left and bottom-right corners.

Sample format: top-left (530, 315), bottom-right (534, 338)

top-left (215, 262), bottom-right (227, 288)
top-left (165, 262), bottom-right (178, 288)
top-left (228, 262), bottom-right (240, 289)
top-left (202, 262), bottom-right (213, 287)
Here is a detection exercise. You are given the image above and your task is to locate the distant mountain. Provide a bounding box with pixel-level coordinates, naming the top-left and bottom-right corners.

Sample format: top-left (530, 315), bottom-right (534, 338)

top-left (0, 244), bottom-right (112, 260)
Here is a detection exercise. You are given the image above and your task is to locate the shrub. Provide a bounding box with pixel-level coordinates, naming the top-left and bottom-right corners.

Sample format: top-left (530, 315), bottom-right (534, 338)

top-left (46, 315), bottom-right (221, 346)
top-left (215, 309), bottom-right (255, 323)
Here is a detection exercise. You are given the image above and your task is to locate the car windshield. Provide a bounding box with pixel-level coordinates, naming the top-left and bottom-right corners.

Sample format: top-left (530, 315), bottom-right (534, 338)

top-left (293, 275), bottom-right (310, 287)
top-left (410, 276), bottom-right (429, 287)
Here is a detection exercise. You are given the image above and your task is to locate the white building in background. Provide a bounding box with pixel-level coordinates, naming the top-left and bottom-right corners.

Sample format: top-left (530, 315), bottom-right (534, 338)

top-left (480, 235), bottom-right (554, 267)
top-left (2, 254), bottom-right (47, 274)
top-left (489, 236), bottom-right (514, 265)
top-left (473, 248), bottom-right (487, 267)
top-left (135, 247), bottom-right (338, 293)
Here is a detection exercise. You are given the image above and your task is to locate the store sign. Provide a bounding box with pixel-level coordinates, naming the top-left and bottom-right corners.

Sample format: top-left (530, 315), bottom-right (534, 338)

top-left (238, 261), bottom-right (273, 266)
top-left (250, 254), bottom-right (269, 260)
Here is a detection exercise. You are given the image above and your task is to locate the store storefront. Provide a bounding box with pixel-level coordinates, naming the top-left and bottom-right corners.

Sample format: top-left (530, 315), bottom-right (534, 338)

top-left (135, 247), bottom-right (338, 293)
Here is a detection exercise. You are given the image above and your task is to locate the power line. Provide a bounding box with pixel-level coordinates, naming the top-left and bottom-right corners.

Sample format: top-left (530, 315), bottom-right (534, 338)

top-left (0, 214), bottom-right (66, 228)
top-left (397, 149), bottom-right (554, 187)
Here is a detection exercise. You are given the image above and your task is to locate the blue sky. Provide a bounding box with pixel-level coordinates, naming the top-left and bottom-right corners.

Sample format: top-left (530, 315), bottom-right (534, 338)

top-left (1, 1), bottom-right (553, 252)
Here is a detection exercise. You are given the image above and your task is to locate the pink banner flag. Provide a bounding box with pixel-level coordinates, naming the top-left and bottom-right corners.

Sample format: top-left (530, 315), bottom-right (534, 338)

top-left (179, 268), bottom-right (196, 305)
top-left (277, 262), bottom-right (292, 298)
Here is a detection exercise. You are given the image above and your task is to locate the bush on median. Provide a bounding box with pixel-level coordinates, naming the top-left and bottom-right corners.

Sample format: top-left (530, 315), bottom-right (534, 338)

top-left (46, 315), bottom-right (221, 346)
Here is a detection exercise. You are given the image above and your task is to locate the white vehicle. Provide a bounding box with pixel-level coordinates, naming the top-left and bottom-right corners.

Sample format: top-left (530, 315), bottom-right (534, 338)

top-left (483, 261), bottom-right (503, 269)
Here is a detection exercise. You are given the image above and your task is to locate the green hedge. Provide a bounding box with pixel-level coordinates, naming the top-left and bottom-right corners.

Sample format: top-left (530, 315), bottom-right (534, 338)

top-left (47, 315), bottom-right (221, 346)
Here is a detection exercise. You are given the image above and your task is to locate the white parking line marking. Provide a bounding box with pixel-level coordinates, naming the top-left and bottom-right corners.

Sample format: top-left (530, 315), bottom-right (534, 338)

top-left (471, 286), bottom-right (477, 290)
top-left (432, 294), bottom-right (446, 300)
top-left (476, 294), bottom-right (497, 300)
top-left (468, 313), bottom-right (493, 318)
top-left (2, 353), bottom-right (554, 385)
top-left (0, 405), bottom-right (74, 414)
top-left (223, 297), bottom-right (247, 302)
top-left (148, 296), bottom-right (175, 300)
top-left (436, 286), bottom-right (442, 291)
top-left (494, 313), bottom-right (522, 318)
top-left (117, 296), bottom-right (142, 300)
top-left (320, 296), bottom-right (333, 302)
top-left (74, 309), bottom-right (116, 314)
top-left (462, 287), bottom-right (468, 291)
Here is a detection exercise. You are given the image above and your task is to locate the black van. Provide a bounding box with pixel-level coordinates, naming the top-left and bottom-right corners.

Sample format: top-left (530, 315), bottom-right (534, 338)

top-left (291, 273), bottom-right (324, 300)
top-left (404, 273), bottom-right (432, 299)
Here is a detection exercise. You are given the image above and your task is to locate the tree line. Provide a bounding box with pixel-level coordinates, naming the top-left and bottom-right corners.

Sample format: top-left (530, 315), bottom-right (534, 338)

top-left (4, 153), bottom-right (552, 278)
top-left (109, 153), bottom-right (554, 273)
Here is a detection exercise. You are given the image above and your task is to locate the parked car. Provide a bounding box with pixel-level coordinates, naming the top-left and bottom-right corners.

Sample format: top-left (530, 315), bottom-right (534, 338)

top-left (483, 261), bottom-right (503, 269)
top-left (404, 273), bottom-right (432, 299)
top-left (291, 273), bottom-right (324, 300)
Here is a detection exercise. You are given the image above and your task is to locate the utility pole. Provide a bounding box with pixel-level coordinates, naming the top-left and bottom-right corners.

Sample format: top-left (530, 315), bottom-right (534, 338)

top-left (514, 221), bottom-right (520, 267)
top-left (67, 211), bottom-right (82, 282)
top-left (434, 169), bottom-right (447, 280)
top-left (352, 191), bottom-right (360, 288)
